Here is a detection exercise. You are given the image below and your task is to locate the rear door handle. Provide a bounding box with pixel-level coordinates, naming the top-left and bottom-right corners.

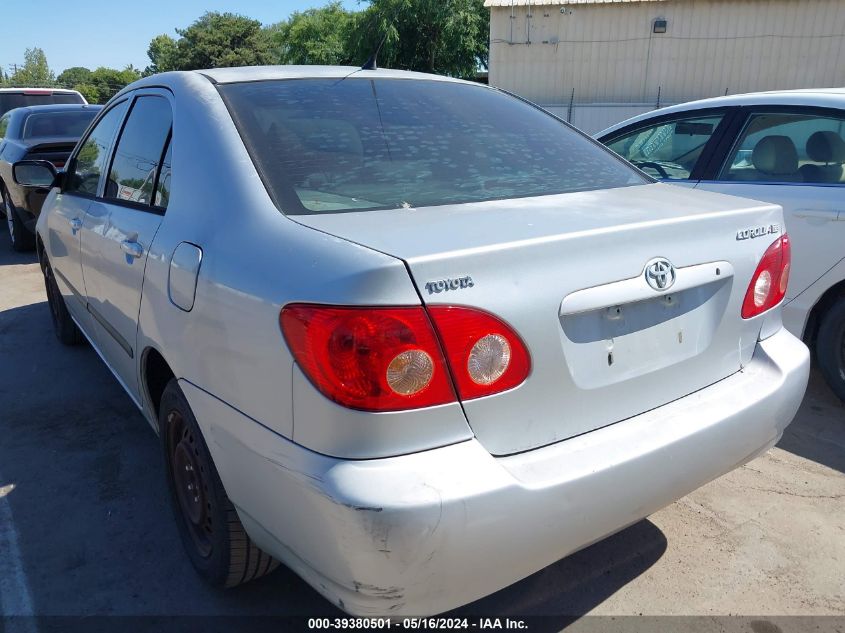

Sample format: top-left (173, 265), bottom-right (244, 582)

top-left (120, 240), bottom-right (144, 259)
top-left (794, 208), bottom-right (842, 221)
top-left (69, 217), bottom-right (83, 234)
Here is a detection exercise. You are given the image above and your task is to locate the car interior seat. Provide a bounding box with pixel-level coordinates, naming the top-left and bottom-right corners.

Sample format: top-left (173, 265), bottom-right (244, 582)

top-left (747, 135), bottom-right (802, 182)
top-left (287, 118), bottom-right (364, 188)
top-left (799, 131), bottom-right (845, 184)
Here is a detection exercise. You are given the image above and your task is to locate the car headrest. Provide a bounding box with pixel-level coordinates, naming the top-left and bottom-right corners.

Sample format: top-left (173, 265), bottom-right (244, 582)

top-left (290, 119), bottom-right (363, 158)
top-left (752, 135), bottom-right (798, 175)
top-left (806, 131), bottom-right (845, 164)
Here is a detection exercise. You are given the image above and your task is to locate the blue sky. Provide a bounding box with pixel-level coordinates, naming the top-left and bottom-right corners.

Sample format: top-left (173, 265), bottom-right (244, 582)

top-left (1, 0), bottom-right (360, 75)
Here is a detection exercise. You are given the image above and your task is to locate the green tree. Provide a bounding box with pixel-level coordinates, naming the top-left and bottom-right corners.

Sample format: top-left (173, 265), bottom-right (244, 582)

top-left (9, 47), bottom-right (55, 86)
top-left (73, 83), bottom-right (100, 104)
top-left (268, 2), bottom-right (355, 66)
top-left (172, 12), bottom-right (273, 70)
top-left (56, 66), bottom-right (91, 88)
top-left (349, 0), bottom-right (488, 79)
top-left (88, 66), bottom-right (142, 103)
top-left (145, 34), bottom-right (179, 75)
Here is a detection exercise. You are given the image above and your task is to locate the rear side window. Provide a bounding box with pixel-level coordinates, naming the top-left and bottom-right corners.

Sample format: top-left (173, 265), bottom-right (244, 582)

top-left (220, 79), bottom-right (646, 215)
top-left (22, 111), bottom-right (98, 139)
top-left (720, 112), bottom-right (845, 184)
top-left (105, 95), bottom-right (172, 208)
top-left (604, 114), bottom-right (723, 180)
top-left (0, 114), bottom-right (9, 140)
top-left (66, 101), bottom-right (129, 196)
top-left (0, 92), bottom-right (84, 116)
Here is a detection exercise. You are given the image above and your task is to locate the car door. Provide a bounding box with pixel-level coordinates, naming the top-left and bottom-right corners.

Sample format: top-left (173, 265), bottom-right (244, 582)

top-left (43, 100), bottom-right (129, 327)
top-left (601, 108), bottom-right (739, 188)
top-left (80, 90), bottom-right (172, 403)
top-left (694, 108), bottom-right (845, 308)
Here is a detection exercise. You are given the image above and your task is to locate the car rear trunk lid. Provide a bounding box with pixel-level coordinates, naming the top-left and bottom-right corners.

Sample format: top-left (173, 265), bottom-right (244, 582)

top-left (24, 140), bottom-right (77, 169)
top-left (295, 183), bottom-right (784, 455)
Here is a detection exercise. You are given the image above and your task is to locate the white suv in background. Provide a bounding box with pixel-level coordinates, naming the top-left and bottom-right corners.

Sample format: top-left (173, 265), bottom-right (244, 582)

top-left (0, 87), bottom-right (87, 117)
top-left (598, 89), bottom-right (845, 401)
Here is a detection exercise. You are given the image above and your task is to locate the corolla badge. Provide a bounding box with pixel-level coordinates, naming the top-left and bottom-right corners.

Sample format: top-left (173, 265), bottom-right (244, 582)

top-left (736, 224), bottom-right (780, 240)
top-left (644, 258), bottom-right (676, 291)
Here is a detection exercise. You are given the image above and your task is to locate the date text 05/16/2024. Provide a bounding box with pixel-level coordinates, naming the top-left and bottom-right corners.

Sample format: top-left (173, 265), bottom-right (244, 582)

top-left (307, 617), bottom-right (528, 630)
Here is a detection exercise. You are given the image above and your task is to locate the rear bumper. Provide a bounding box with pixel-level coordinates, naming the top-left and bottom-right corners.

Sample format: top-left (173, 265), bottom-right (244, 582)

top-left (182, 328), bottom-right (809, 616)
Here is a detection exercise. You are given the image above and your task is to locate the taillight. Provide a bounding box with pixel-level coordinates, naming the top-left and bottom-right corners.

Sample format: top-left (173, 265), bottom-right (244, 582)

top-left (280, 305), bottom-right (456, 411)
top-left (742, 234), bottom-right (791, 319)
top-left (427, 306), bottom-right (531, 401)
top-left (281, 304), bottom-right (531, 411)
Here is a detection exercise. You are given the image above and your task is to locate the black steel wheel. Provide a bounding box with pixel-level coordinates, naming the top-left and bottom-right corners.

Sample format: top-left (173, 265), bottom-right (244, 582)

top-left (159, 379), bottom-right (280, 587)
top-left (817, 298), bottom-right (845, 402)
top-left (4, 189), bottom-right (35, 252)
top-left (42, 256), bottom-right (83, 346)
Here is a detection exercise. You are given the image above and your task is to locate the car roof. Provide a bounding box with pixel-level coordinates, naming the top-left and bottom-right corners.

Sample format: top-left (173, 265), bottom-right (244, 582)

top-left (11, 103), bottom-right (102, 115)
top-left (196, 65), bottom-right (470, 84)
top-left (124, 65), bottom-right (472, 90)
top-left (596, 87), bottom-right (845, 138)
top-left (0, 87), bottom-right (81, 94)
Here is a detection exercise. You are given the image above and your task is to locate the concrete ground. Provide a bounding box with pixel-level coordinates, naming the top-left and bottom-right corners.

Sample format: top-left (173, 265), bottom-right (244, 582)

top-left (0, 229), bottom-right (843, 626)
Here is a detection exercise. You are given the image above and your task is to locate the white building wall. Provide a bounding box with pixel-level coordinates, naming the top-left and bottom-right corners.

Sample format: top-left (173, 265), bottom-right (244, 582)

top-left (545, 102), bottom-right (674, 134)
top-left (488, 0), bottom-right (845, 111)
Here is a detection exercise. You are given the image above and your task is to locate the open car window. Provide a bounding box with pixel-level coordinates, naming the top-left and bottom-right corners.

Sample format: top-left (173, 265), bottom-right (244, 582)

top-left (604, 114), bottom-right (724, 180)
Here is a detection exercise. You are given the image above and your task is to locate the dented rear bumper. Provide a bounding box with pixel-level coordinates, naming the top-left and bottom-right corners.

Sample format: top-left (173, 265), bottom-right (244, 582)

top-left (181, 328), bottom-right (809, 616)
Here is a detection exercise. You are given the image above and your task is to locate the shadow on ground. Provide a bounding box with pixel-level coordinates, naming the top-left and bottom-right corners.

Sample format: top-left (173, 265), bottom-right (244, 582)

top-left (0, 238), bottom-right (37, 267)
top-left (777, 367), bottom-right (845, 475)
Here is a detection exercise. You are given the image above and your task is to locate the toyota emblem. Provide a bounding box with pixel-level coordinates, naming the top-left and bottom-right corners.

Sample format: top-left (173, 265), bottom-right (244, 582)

top-left (644, 258), bottom-right (676, 291)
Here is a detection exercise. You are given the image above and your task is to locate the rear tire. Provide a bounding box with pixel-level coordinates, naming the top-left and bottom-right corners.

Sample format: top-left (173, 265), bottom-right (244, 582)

top-left (817, 298), bottom-right (845, 402)
top-left (42, 256), bottom-right (83, 346)
top-left (159, 379), bottom-right (280, 587)
top-left (4, 189), bottom-right (35, 252)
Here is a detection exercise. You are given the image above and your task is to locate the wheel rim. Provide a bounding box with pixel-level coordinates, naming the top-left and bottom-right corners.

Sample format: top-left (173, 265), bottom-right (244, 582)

top-left (166, 410), bottom-right (214, 558)
top-left (4, 195), bottom-right (14, 244)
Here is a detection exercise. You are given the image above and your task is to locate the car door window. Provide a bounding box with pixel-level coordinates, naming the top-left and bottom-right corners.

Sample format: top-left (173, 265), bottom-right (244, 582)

top-left (0, 114), bottom-right (9, 139)
top-left (105, 95), bottom-right (172, 209)
top-left (720, 112), bottom-right (845, 184)
top-left (66, 100), bottom-right (128, 196)
top-left (605, 115), bottom-right (724, 180)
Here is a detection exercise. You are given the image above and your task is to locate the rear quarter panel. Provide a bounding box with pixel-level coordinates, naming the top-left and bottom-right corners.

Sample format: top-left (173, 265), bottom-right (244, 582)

top-left (135, 73), bottom-right (471, 455)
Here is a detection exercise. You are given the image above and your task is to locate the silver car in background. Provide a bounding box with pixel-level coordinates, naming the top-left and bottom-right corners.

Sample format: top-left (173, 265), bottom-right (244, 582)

top-left (597, 89), bottom-right (845, 402)
top-left (18, 67), bottom-right (809, 616)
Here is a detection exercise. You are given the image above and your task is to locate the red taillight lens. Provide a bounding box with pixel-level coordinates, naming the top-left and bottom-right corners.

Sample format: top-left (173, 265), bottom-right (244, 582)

top-left (427, 306), bottom-right (531, 401)
top-left (280, 305), bottom-right (456, 411)
top-left (281, 304), bottom-right (532, 411)
top-left (742, 234), bottom-right (791, 319)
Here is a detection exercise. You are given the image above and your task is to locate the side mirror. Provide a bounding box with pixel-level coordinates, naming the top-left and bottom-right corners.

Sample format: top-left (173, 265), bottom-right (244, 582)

top-left (12, 160), bottom-right (58, 188)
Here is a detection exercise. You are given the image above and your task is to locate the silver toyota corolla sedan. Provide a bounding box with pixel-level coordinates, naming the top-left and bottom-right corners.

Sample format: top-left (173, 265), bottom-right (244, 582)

top-left (14, 66), bottom-right (809, 616)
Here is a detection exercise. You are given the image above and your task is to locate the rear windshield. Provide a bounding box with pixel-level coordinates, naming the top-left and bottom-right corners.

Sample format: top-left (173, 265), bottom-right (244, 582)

top-left (23, 110), bottom-right (97, 139)
top-left (0, 93), bottom-right (83, 117)
top-left (220, 79), bottom-right (646, 215)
